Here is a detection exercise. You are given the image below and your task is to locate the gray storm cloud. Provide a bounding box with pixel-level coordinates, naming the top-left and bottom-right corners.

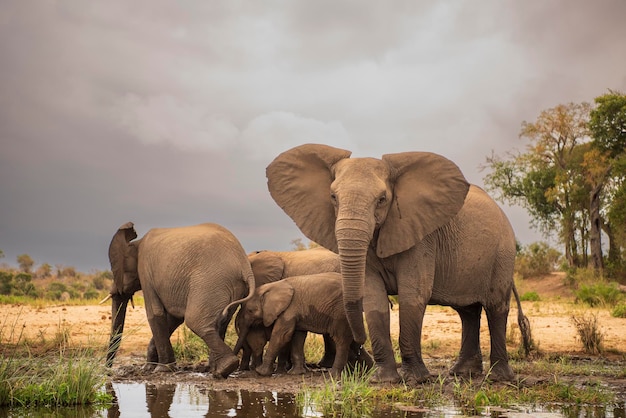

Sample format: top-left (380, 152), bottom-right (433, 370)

top-left (1, 1), bottom-right (625, 270)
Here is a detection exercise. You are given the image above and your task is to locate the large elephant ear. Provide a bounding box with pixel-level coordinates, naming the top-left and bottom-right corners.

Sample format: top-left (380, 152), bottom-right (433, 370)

top-left (108, 222), bottom-right (137, 295)
top-left (260, 281), bottom-right (295, 327)
top-left (266, 144), bottom-right (352, 253)
top-left (248, 251), bottom-right (285, 286)
top-left (377, 152), bottom-right (470, 258)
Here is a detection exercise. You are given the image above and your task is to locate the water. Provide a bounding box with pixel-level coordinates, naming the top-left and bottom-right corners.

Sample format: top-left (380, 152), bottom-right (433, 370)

top-left (1, 383), bottom-right (624, 417)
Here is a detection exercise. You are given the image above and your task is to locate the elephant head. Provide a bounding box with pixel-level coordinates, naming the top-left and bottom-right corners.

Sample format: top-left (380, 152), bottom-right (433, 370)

top-left (233, 281), bottom-right (295, 354)
top-left (106, 221), bottom-right (142, 366)
top-left (247, 251), bottom-right (285, 286)
top-left (266, 144), bottom-right (469, 344)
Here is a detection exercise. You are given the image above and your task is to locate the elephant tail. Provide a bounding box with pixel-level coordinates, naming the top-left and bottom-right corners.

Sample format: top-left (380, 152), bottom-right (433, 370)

top-left (512, 283), bottom-right (533, 356)
top-left (218, 265), bottom-right (256, 331)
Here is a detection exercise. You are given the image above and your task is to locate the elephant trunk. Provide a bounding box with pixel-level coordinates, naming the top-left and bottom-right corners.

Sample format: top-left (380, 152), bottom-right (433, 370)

top-left (106, 294), bottom-right (129, 367)
top-left (233, 327), bottom-right (249, 355)
top-left (336, 220), bottom-right (372, 345)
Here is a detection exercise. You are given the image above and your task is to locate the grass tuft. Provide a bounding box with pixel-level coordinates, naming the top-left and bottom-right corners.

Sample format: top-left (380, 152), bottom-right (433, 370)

top-left (571, 313), bottom-right (604, 354)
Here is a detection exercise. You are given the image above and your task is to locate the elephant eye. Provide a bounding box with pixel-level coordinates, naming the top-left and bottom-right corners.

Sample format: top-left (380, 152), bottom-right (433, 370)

top-left (377, 195), bottom-right (387, 206)
top-left (330, 193), bottom-right (337, 203)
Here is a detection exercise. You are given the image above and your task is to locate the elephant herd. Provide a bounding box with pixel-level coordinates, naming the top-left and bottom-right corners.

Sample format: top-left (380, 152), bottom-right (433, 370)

top-left (104, 143), bottom-right (532, 384)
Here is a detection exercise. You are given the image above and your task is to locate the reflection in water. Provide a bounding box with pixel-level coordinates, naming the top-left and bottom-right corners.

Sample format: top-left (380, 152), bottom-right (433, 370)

top-left (0, 383), bottom-right (623, 417)
top-left (105, 382), bottom-right (300, 417)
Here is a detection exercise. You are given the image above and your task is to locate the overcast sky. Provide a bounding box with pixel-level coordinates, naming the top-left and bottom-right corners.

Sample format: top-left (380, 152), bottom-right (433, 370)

top-left (1, 1), bottom-right (625, 272)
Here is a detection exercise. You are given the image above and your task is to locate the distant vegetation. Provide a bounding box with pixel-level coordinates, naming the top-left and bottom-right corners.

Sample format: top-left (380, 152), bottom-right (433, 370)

top-left (0, 252), bottom-right (112, 304)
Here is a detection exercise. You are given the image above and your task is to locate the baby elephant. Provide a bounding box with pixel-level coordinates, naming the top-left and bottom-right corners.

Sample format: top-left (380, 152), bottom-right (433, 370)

top-left (234, 272), bottom-right (368, 378)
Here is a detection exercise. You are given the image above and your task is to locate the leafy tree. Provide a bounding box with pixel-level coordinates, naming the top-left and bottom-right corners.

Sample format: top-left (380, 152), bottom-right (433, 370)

top-left (13, 273), bottom-right (36, 296)
top-left (484, 102), bottom-right (592, 267)
top-left (35, 262), bottom-right (52, 278)
top-left (589, 90), bottom-right (626, 274)
top-left (17, 254), bottom-right (35, 274)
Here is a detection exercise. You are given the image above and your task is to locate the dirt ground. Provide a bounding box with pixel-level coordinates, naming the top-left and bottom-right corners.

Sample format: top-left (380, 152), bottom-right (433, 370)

top-left (2, 273), bottom-right (626, 393)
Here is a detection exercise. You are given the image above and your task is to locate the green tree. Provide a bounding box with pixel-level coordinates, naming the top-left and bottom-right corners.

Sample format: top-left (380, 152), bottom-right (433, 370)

top-left (17, 254), bottom-right (35, 274)
top-left (589, 90), bottom-right (626, 274)
top-left (36, 262), bottom-right (52, 278)
top-left (484, 102), bottom-right (592, 268)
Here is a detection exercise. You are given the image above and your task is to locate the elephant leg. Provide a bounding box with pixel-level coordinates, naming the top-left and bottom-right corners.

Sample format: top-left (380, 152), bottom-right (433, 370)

top-left (287, 331), bottom-right (308, 375)
top-left (146, 314), bottom-right (184, 371)
top-left (147, 313), bottom-right (179, 372)
top-left (186, 317), bottom-right (239, 379)
top-left (485, 304), bottom-right (515, 381)
top-left (364, 279), bottom-right (401, 383)
top-left (257, 317), bottom-right (295, 376)
top-left (241, 327), bottom-right (267, 371)
top-left (397, 298), bottom-right (431, 384)
top-left (450, 303), bottom-right (484, 377)
top-left (239, 340), bottom-right (253, 371)
top-left (317, 334), bottom-right (336, 369)
top-left (329, 337), bottom-right (351, 379)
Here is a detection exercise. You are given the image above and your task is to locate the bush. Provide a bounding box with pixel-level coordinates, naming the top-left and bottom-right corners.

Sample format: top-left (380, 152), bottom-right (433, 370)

top-left (520, 291), bottom-right (540, 301)
top-left (564, 267), bottom-right (601, 287)
top-left (515, 242), bottom-right (562, 279)
top-left (571, 314), bottom-right (604, 355)
top-left (575, 282), bottom-right (623, 307)
top-left (611, 303), bottom-right (626, 318)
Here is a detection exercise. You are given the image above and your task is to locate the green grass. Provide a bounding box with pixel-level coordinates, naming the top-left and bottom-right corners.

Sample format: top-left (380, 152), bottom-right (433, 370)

top-left (0, 313), bottom-right (112, 408)
top-left (297, 356), bottom-right (620, 417)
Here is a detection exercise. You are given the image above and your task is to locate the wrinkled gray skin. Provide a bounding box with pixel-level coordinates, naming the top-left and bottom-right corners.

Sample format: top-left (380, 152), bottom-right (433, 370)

top-left (266, 144), bottom-right (531, 384)
top-left (234, 273), bottom-right (371, 378)
top-left (106, 222), bottom-right (255, 378)
top-left (237, 248), bottom-right (342, 371)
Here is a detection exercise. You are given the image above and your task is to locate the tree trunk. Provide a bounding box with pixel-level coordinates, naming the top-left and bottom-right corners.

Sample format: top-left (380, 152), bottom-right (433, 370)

top-left (601, 221), bottom-right (621, 271)
top-left (589, 185), bottom-right (604, 271)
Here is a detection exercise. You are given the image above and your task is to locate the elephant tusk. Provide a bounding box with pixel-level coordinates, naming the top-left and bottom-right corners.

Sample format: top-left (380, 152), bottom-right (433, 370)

top-left (99, 294), bottom-right (112, 305)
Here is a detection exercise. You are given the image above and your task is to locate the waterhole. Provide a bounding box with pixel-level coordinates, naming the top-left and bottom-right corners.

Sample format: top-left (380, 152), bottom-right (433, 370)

top-left (1, 382), bottom-right (624, 417)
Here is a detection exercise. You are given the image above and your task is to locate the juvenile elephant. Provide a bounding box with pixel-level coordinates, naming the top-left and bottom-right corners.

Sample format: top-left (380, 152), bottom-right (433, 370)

top-left (105, 222), bottom-right (255, 378)
top-left (266, 144), bottom-right (531, 384)
top-left (234, 272), bottom-right (367, 378)
top-left (237, 248), bottom-right (341, 371)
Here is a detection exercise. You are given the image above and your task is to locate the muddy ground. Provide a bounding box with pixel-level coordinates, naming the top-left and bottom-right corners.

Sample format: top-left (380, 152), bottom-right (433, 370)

top-left (3, 273), bottom-right (626, 394)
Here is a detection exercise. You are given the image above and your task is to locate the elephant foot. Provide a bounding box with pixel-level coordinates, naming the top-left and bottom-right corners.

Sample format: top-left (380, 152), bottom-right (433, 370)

top-left (213, 355), bottom-right (239, 379)
top-left (400, 363), bottom-right (431, 385)
top-left (142, 362), bottom-right (157, 372)
top-left (486, 360), bottom-right (515, 382)
top-left (153, 363), bottom-right (177, 373)
top-left (370, 365), bottom-right (401, 384)
top-left (287, 364), bottom-right (308, 375)
top-left (450, 354), bottom-right (483, 378)
top-left (256, 363), bottom-right (274, 376)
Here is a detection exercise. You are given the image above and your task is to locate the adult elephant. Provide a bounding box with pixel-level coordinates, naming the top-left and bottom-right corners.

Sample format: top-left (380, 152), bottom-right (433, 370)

top-left (266, 144), bottom-right (531, 384)
top-left (105, 222), bottom-right (255, 378)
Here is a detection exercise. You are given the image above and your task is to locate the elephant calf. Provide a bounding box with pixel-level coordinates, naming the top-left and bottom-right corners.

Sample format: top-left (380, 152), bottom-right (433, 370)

top-left (234, 272), bottom-right (372, 378)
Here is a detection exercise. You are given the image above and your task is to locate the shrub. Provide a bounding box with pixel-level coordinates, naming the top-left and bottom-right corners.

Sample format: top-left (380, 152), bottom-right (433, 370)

top-left (564, 267), bottom-right (601, 287)
top-left (611, 303), bottom-right (626, 318)
top-left (520, 291), bottom-right (540, 301)
top-left (575, 282), bottom-right (623, 307)
top-left (571, 314), bottom-right (604, 354)
top-left (515, 242), bottom-right (562, 279)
